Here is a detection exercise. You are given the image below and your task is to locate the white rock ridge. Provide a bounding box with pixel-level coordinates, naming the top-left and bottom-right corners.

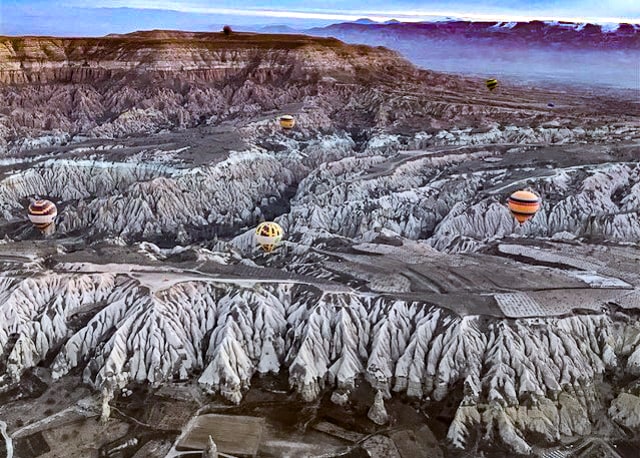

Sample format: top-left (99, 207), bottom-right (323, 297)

top-left (0, 265), bottom-right (638, 452)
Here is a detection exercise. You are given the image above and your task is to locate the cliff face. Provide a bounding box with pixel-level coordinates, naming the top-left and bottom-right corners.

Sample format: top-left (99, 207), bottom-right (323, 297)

top-left (0, 32), bottom-right (405, 80)
top-left (0, 30), bottom-right (635, 154)
top-left (0, 31), bottom-right (423, 150)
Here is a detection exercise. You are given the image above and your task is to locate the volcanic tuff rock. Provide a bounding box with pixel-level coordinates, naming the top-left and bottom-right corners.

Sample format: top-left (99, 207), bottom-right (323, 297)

top-left (0, 31), bottom-right (415, 150)
top-left (0, 259), bottom-right (639, 453)
top-left (0, 30), bottom-right (639, 456)
top-left (0, 125), bottom-right (638, 248)
top-left (367, 390), bottom-right (389, 425)
top-left (0, 31), bottom-right (404, 77)
top-left (0, 31), bottom-right (636, 155)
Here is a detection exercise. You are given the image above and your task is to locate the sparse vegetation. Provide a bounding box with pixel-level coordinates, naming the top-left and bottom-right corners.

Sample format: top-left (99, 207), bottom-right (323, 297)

top-left (9, 37), bottom-right (22, 52)
top-left (42, 44), bottom-right (57, 59)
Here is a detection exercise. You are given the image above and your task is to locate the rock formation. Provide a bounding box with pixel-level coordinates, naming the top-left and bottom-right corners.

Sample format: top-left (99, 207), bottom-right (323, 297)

top-left (0, 30), bottom-right (638, 456)
top-left (368, 390), bottom-right (389, 425)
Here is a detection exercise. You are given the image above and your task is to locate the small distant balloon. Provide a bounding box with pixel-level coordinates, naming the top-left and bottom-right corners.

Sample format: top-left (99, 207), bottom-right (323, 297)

top-left (255, 222), bottom-right (283, 253)
top-left (278, 115), bottom-right (295, 129)
top-left (507, 190), bottom-right (541, 224)
top-left (223, 25), bottom-right (232, 35)
top-left (485, 78), bottom-right (498, 91)
top-left (28, 199), bottom-right (57, 231)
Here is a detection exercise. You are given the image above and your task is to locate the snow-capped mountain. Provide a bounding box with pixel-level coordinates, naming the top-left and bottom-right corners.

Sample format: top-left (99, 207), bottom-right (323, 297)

top-left (308, 19), bottom-right (640, 48)
top-left (298, 19), bottom-right (640, 89)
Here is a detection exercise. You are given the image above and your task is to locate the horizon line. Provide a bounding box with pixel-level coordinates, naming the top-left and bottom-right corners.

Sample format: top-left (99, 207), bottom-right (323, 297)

top-left (73, 3), bottom-right (640, 25)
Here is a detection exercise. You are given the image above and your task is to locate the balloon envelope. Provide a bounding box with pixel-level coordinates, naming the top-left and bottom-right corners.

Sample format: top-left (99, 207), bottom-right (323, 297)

top-left (279, 115), bottom-right (295, 129)
top-left (485, 78), bottom-right (498, 91)
top-left (28, 199), bottom-right (57, 230)
top-left (255, 222), bottom-right (284, 252)
top-left (507, 190), bottom-right (541, 224)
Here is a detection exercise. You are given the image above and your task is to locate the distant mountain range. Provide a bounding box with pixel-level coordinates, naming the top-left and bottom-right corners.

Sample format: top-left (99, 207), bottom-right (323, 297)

top-left (260, 19), bottom-right (640, 49)
top-left (256, 19), bottom-right (640, 89)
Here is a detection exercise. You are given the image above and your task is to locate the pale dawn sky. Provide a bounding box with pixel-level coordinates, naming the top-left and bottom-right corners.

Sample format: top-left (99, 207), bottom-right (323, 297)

top-left (1, 0), bottom-right (638, 36)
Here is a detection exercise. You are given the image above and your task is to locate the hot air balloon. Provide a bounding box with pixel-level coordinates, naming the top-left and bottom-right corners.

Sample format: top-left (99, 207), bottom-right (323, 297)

top-left (485, 78), bottom-right (498, 91)
top-left (28, 199), bottom-right (57, 231)
top-left (507, 190), bottom-right (541, 224)
top-left (278, 115), bottom-right (295, 129)
top-left (255, 221), bottom-right (283, 252)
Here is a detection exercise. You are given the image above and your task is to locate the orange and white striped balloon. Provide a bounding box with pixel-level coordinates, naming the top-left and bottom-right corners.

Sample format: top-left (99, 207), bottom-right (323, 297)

top-left (28, 199), bottom-right (57, 230)
top-left (507, 190), bottom-right (541, 224)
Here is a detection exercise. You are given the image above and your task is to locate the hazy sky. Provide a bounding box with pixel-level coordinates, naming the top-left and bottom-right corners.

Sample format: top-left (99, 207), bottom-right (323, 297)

top-left (1, 0), bottom-right (639, 36)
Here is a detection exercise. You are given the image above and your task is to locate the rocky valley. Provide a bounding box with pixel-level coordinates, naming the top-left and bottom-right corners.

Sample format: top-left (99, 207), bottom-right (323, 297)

top-left (0, 30), bottom-right (639, 458)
